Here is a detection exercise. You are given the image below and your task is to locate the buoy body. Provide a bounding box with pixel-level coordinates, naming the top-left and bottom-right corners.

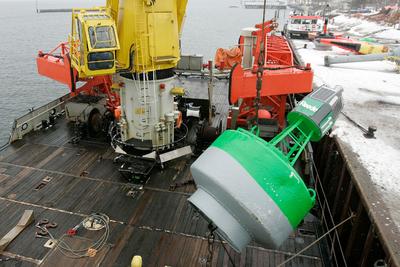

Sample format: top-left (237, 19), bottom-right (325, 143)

top-left (188, 129), bottom-right (315, 252)
top-left (189, 85), bottom-right (343, 252)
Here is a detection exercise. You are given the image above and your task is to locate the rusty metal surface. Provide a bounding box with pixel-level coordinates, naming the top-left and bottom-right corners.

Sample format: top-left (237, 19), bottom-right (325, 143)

top-left (336, 137), bottom-right (400, 266)
top-left (315, 136), bottom-right (400, 267)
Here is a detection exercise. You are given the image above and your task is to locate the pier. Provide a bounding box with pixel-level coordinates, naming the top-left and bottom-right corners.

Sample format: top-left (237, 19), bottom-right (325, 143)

top-left (35, 0), bottom-right (72, 13)
top-left (36, 9), bottom-right (72, 13)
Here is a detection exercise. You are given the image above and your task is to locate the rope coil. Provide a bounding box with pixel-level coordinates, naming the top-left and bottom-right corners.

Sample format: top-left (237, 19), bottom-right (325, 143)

top-left (36, 213), bottom-right (110, 259)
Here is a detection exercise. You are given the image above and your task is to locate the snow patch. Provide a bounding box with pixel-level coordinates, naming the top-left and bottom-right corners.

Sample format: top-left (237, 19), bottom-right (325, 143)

top-left (374, 28), bottom-right (400, 40)
top-left (294, 35), bottom-right (400, 228)
top-left (331, 119), bottom-right (400, 196)
top-left (331, 14), bottom-right (400, 41)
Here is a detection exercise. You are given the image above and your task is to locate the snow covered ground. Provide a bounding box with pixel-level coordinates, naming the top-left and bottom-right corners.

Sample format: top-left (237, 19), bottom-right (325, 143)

top-left (294, 39), bottom-right (400, 229)
top-left (330, 15), bottom-right (400, 41)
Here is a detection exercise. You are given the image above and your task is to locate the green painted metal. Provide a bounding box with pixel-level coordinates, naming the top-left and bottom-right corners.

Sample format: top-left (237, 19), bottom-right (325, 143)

top-left (287, 97), bottom-right (327, 142)
top-left (268, 118), bottom-right (314, 166)
top-left (359, 37), bottom-right (378, 43)
top-left (212, 129), bottom-right (315, 228)
top-left (204, 86), bottom-right (342, 237)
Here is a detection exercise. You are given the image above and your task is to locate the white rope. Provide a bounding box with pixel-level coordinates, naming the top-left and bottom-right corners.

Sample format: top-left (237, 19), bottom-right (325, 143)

top-left (37, 213), bottom-right (110, 258)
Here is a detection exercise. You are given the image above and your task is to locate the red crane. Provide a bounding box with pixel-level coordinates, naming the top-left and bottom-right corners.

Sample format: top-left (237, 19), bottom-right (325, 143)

top-left (226, 21), bottom-right (314, 136)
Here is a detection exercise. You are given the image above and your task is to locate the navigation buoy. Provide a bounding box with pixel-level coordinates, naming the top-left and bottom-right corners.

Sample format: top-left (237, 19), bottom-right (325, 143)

top-left (189, 85), bottom-right (343, 252)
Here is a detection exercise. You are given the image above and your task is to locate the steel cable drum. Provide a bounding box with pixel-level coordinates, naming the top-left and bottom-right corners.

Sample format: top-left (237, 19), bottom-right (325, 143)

top-left (188, 85), bottom-right (343, 252)
top-left (188, 129), bottom-right (316, 252)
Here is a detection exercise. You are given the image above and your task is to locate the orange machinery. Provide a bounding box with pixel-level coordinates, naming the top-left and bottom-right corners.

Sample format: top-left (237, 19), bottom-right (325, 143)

top-left (36, 43), bottom-right (120, 111)
top-left (37, 20), bottom-right (314, 138)
top-left (226, 21), bottom-right (314, 135)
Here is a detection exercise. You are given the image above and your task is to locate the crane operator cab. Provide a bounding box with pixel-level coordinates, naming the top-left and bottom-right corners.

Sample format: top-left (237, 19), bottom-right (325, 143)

top-left (69, 8), bottom-right (120, 78)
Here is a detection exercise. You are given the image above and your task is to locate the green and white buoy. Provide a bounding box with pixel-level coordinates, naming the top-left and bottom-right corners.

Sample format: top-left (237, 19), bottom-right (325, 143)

top-left (188, 85), bottom-right (343, 252)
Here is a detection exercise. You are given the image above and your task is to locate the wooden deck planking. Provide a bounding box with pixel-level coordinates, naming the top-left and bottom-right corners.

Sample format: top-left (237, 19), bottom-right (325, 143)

top-left (1, 144), bottom-right (58, 168)
top-left (0, 200), bottom-right (62, 260)
top-left (0, 168), bottom-right (37, 197)
top-left (3, 171), bottom-right (50, 202)
top-left (0, 79), bottom-right (324, 266)
top-left (0, 258), bottom-right (37, 267)
top-left (0, 199), bottom-right (126, 261)
top-left (20, 119), bottom-right (73, 148)
top-left (41, 236), bottom-right (111, 267)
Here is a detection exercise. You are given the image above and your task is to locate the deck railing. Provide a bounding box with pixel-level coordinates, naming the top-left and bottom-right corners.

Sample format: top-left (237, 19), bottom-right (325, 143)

top-left (8, 94), bottom-right (70, 143)
top-left (314, 136), bottom-right (397, 267)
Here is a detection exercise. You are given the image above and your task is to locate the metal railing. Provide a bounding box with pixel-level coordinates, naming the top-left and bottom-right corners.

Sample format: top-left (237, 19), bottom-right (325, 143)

top-left (9, 94), bottom-right (70, 143)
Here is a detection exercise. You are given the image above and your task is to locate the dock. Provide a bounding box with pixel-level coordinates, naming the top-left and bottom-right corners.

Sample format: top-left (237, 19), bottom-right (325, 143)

top-left (36, 9), bottom-right (72, 13)
top-left (243, 3), bottom-right (287, 9)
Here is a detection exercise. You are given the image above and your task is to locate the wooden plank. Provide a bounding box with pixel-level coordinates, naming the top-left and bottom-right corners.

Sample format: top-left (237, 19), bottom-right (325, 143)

top-left (0, 210), bottom-right (34, 252)
top-left (0, 251), bottom-right (40, 266)
top-left (3, 144), bottom-right (58, 168)
top-left (335, 139), bottom-right (400, 266)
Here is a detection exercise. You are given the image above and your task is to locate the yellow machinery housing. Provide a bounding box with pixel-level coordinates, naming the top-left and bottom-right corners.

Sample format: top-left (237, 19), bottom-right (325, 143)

top-left (70, 0), bottom-right (188, 78)
top-left (70, 8), bottom-right (120, 78)
top-left (66, 0), bottom-right (190, 150)
top-left (358, 42), bottom-right (389, 55)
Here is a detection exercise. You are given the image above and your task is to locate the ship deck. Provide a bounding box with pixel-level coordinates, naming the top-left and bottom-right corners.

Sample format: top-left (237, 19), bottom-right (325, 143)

top-left (0, 78), bottom-right (324, 266)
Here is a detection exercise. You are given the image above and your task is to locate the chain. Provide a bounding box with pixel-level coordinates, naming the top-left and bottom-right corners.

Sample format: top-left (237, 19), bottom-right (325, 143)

top-left (205, 222), bottom-right (238, 267)
top-left (206, 223), bottom-right (217, 266)
top-left (216, 234), bottom-right (237, 267)
top-left (206, 232), bottom-right (215, 266)
top-left (169, 179), bottom-right (195, 191)
top-left (255, 0), bottom-right (267, 126)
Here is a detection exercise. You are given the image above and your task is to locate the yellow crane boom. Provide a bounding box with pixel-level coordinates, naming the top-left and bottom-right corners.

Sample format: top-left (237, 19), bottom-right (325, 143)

top-left (70, 0), bottom-right (188, 78)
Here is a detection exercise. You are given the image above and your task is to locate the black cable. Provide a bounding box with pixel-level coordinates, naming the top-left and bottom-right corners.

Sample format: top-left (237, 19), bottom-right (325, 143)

top-left (340, 111), bottom-right (366, 132)
top-left (341, 111), bottom-right (376, 138)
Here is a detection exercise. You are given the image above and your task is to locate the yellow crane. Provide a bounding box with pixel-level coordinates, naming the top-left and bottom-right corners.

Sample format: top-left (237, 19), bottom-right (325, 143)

top-left (69, 0), bottom-right (188, 78)
top-left (38, 0), bottom-right (190, 152)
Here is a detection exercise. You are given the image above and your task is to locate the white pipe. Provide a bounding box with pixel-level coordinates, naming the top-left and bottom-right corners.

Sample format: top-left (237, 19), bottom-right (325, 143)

top-left (324, 48), bottom-right (400, 67)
